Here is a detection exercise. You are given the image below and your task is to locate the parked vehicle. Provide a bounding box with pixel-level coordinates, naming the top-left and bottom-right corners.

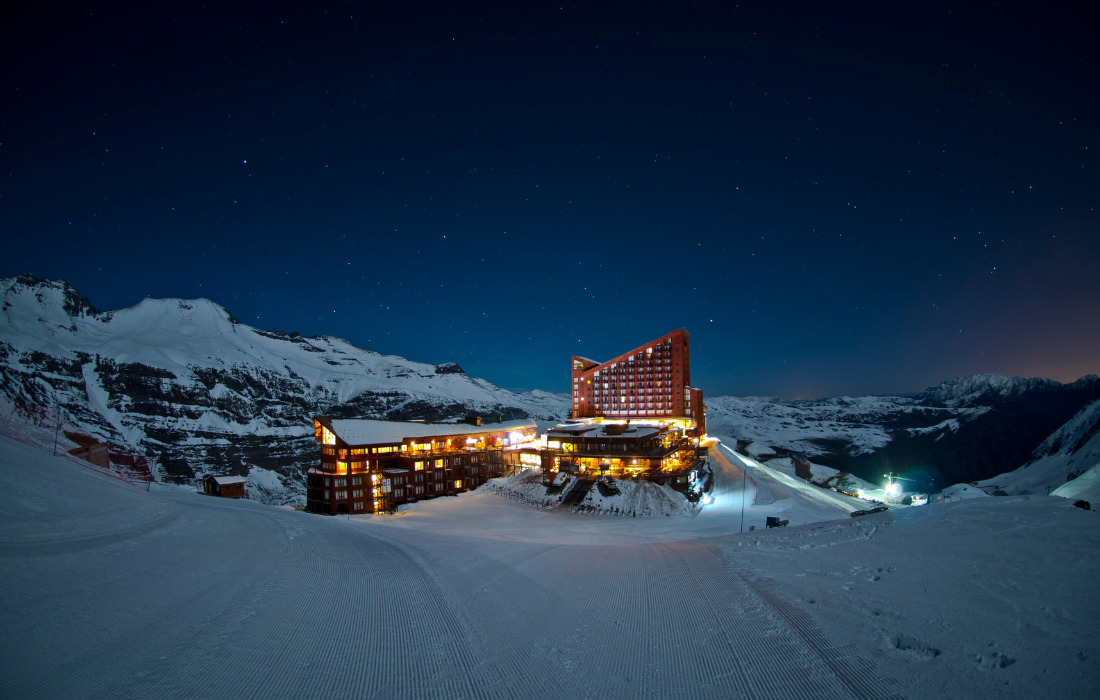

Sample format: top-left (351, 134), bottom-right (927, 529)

top-left (850, 505), bottom-right (890, 517)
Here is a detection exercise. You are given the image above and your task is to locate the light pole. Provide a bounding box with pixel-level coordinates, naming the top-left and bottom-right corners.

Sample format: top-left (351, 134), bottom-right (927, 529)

top-left (740, 459), bottom-right (747, 533)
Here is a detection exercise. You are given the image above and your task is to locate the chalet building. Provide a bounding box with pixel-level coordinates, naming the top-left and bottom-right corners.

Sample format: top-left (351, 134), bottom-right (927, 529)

top-left (204, 475), bottom-right (248, 499)
top-left (306, 418), bottom-right (540, 515)
top-left (570, 328), bottom-right (705, 436)
top-left (64, 431), bottom-right (110, 470)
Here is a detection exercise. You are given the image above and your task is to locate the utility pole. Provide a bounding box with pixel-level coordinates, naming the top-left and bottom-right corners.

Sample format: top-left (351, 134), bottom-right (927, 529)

top-left (52, 404), bottom-right (62, 456)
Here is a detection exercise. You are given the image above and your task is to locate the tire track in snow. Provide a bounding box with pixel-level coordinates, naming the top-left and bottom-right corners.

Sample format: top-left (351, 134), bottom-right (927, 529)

top-left (735, 573), bottom-right (902, 700)
top-left (660, 541), bottom-right (902, 700)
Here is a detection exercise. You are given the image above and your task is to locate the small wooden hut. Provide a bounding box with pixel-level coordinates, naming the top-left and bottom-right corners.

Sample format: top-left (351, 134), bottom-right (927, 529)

top-left (204, 475), bottom-right (248, 499)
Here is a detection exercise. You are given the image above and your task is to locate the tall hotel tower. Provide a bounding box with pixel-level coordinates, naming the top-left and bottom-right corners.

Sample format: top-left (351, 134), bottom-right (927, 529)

top-left (570, 329), bottom-right (705, 436)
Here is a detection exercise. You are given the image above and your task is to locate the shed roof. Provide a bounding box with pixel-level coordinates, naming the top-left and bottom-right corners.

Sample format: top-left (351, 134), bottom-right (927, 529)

top-left (546, 422), bottom-right (662, 440)
top-left (210, 475), bottom-right (247, 485)
top-left (323, 418), bottom-right (537, 446)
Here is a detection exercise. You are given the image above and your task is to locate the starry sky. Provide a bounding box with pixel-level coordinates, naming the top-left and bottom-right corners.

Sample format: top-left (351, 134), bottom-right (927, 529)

top-left (2, 1), bottom-right (1097, 398)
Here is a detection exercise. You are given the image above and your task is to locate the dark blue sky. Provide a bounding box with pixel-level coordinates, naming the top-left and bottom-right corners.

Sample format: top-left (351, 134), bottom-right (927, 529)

top-left (2, 1), bottom-right (1097, 397)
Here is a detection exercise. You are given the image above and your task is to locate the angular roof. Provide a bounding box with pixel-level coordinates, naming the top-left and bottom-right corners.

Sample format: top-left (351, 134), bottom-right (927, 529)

top-left (574, 329), bottom-right (688, 370)
top-left (210, 475), bottom-right (247, 485)
top-left (321, 418), bottom-right (538, 446)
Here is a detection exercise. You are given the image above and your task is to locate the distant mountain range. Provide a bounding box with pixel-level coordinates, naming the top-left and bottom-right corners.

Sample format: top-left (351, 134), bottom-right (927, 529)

top-left (705, 373), bottom-right (1100, 493)
top-left (2, 274), bottom-right (1096, 504)
top-left (0, 274), bottom-right (568, 503)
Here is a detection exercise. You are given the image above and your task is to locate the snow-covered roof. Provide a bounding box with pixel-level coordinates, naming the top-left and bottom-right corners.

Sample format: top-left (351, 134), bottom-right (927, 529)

top-left (547, 422), bottom-right (662, 440)
top-left (210, 475), bottom-right (247, 485)
top-left (324, 418), bottom-right (537, 446)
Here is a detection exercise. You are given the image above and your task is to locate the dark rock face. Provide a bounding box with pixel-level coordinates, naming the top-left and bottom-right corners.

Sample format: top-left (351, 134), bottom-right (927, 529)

top-left (807, 376), bottom-right (1100, 490)
top-left (1, 350), bottom-right (554, 505)
top-left (0, 275), bottom-right (569, 506)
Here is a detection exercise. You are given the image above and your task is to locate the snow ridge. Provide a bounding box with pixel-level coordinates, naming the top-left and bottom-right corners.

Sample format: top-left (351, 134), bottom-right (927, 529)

top-left (0, 275), bottom-right (569, 504)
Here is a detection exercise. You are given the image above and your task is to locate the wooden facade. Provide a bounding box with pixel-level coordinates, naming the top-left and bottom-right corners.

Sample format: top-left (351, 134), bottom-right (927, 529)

top-left (307, 418), bottom-right (540, 515)
top-left (204, 475), bottom-right (248, 499)
top-left (570, 329), bottom-right (706, 436)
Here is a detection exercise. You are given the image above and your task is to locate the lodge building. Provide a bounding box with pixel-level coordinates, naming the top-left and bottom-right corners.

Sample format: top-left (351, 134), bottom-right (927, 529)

top-left (306, 418), bottom-right (540, 515)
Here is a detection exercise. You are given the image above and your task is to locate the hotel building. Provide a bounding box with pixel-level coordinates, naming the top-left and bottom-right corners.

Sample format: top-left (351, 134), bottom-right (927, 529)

top-left (305, 329), bottom-right (709, 515)
top-left (570, 328), bottom-right (705, 436)
top-left (306, 418), bottom-right (540, 515)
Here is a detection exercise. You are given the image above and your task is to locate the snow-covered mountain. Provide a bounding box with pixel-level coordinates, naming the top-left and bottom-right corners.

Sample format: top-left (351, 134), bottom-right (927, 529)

top-left (4, 274), bottom-right (1096, 505)
top-left (976, 399), bottom-right (1100, 496)
top-left (914, 372), bottom-right (1063, 407)
top-left (0, 275), bottom-right (568, 503)
top-left (705, 373), bottom-right (1100, 492)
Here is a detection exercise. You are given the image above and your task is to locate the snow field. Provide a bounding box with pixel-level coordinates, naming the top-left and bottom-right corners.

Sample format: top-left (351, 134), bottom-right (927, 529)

top-left (2, 434), bottom-right (1098, 699)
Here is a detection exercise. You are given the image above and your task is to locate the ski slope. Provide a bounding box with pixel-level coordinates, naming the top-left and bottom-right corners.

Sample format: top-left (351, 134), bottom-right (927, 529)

top-left (1, 433), bottom-right (1097, 699)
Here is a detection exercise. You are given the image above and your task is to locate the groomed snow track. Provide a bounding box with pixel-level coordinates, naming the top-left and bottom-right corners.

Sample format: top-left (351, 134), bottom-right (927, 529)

top-left (16, 434), bottom-right (1100, 699)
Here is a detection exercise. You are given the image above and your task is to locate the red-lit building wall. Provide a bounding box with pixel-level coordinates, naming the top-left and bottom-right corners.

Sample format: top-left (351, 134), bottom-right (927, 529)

top-left (570, 329), bottom-right (705, 434)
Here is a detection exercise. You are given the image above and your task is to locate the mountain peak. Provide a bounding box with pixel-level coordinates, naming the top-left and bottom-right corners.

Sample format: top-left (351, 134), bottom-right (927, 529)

top-left (917, 373), bottom-right (1060, 407)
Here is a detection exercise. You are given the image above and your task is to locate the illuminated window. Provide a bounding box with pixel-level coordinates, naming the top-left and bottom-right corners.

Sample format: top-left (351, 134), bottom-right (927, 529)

top-left (454, 480), bottom-right (462, 489)
top-left (321, 426), bottom-right (336, 445)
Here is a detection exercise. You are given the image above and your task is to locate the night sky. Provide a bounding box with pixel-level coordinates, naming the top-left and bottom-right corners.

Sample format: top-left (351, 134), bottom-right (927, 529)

top-left (2, 2), bottom-right (1097, 398)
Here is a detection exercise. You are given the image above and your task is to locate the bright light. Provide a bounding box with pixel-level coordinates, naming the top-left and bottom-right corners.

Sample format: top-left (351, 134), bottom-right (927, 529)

top-left (885, 482), bottom-right (902, 498)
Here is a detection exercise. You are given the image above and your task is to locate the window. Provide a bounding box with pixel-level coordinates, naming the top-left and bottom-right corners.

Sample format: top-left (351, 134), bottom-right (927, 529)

top-left (415, 485), bottom-right (425, 495)
top-left (352, 489), bottom-right (364, 498)
top-left (335, 478), bottom-right (346, 487)
top-left (336, 490), bottom-right (347, 499)
top-left (435, 483), bottom-right (444, 492)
